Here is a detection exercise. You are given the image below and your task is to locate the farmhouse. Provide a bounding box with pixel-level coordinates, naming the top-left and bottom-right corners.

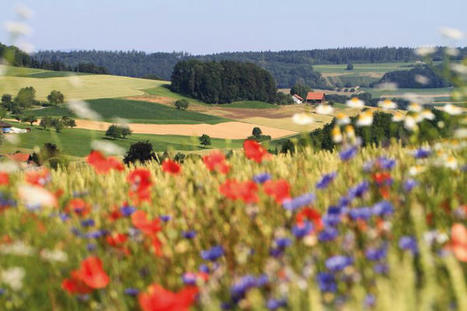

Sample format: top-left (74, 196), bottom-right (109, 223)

top-left (292, 94), bottom-right (304, 104)
top-left (0, 121), bottom-right (12, 133)
top-left (306, 91), bottom-right (325, 104)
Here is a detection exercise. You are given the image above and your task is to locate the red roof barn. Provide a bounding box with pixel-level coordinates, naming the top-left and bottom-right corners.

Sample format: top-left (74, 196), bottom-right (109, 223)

top-left (306, 92), bottom-right (325, 104)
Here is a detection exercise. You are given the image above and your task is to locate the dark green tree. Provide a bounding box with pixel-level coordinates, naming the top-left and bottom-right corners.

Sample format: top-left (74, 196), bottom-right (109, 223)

top-left (14, 87), bottom-right (36, 109)
top-left (346, 63), bottom-right (354, 70)
top-left (199, 134), bottom-right (211, 147)
top-left (21, 115), bottom-right (37, 125)
top-left (252, 127), bottom-right (262, 138)
top-left (123, 141), bottom-right (157, 164)
top-left (175, 99), bottom-right (189, 110)
top-left (39, 116), bottom-right (53, 130)
top-left (290, 83), bottom-right (310, 99)
top-left (105, 125), bottom-right (132, 139)
top-left (47, 90), bottom-right (65, 105)
top-left (61, 116), bottom-right (77, 128)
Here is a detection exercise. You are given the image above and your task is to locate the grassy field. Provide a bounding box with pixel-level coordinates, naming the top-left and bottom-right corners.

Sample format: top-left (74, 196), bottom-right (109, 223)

top-left (0, 69), bottom-right (164, 100)
top-left (363, 87), bottom-right (453, 98)
top-left (313, 62), bottom-right (415, 74)
top-left (221, 101), bottom-right (277, 109)
top-left (5, 122), bottom-right (244, 156)
top-left (143, 85), bottom-right (208, 105)
top-left (28, 98), bottom-right (230, 124)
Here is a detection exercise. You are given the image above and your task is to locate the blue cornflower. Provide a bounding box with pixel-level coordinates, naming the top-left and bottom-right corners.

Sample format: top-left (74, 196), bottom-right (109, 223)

top-left (80, 219), bottom-right (95, 227)
top-left (275, 237), bottom-right (292, 248)
top-left (403, 179), bottom-right (418, 192)
top-left (372, 201), bottom-right (394, 216)
top-left (364, 294), bottom-right (376, 308)
top-left (325, 255), bottom-right (353, 272)
top-left (365, 246), bottom-right (387, 261)
top-left (253, 173), bottom-right (272, 184)
top-left (292, 221), bottom-right (313, 238)
top-left (266, 298), bottom-right (287, 310)
top-left (399, 236), bottom-right (418, 254)
top-left (199, 264), bottom-right (210, 273)
top-left (318, 227), bottom-right (339, 242)
top-left (86, 243), bottom-right (97, 252)
top-left (413, 148), bottom-right (431, 159)
top-left (0, 288), bottom-right (5, 296)
top-left (231, 275), bottom-right (268, 302)
top-left (282, 193), bottom-right (315, 211)
top-left (347, 181), bottom-right (370, 199)
top-left (316, 272), bottom-right (337, 292)
top-left (59, 213), bottom-right (70, 222)
top-left (182, 230), bottom-right (197, 239)
top-left (201, 245), bottom-right (224, 261)
top-left (71, 227), bottom-right (82, 237)
top-left (322, 214), bottom-right (341, 227)
top-left (84, 230), bottom-right (108, 239)
top-left (348, 207), bottom-right (372, 221)
top-left (160, 215), bottom-right (171, 222)
top-left (120, 205), bottom-right (136, 216)
top-left (373, 263), bottom-right (388, 274)
top-left (339, 145), bottom-right (358, 161)
top-left (316, 172), bottom-right (337, 189)
top-left (124, 288), bottom-right (139, 296)
top-left (182, 273), bottom-right (197, 285)
top-left (337, 196), bottom-right (351, 208)
top-left (377, 157), bottom-right (396, 170)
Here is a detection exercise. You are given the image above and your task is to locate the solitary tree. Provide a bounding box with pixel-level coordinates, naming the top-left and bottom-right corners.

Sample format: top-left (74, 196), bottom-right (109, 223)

top-left (123, 141), bottom-right (156, 164)
top-left (199, 134), bottom-right (211, 147)
top-left (252, 127), bottom-right (262, 138)
top-left (175, 99), bottom-right (189, 110)
top-left (50, 118), bottom-right (64, 133)
top-left (39, 116), bottom-right (53, 130)
top-left (47, 90), bottom-right (65, 105)
top-left (14, 87), bottom-right (36, 109)
top-left (61, 116), bottom-right (77, 128)
top-left (346, 63), bottom-right (354, 71)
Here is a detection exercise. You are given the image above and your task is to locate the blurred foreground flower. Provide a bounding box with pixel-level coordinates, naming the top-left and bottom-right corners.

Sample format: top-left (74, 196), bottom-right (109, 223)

top-left (138, 284), bottom-right (198, 311)
top-left (4, 21), bottom-right (31, 36)
top-left (67, 101), bottom-right (101, 120)
top-left (346, 97), bottom-right (364, 109)
top-left (18, 185), bottom-right (57, 208)
top-left (315, 104), bottom-right (334, 115)
top-left (1, 267), bottom-right (25, 291)
top-left (292, 113), bottom-right (314, 125)
top-left (439, 27), bottom-right (464, 40)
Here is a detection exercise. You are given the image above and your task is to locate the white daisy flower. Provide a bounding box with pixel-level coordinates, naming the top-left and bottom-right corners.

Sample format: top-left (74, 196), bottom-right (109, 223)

top-left (346, 97), bottom-right (364, 109)
top-left (18, 185), bottom-right (57, 208)
top-left (336, 113), bottom-right (350, 125)
top-left (292, 113), bottom-right (314, 125)
top-left (356, 111), bottom-right (373, 127)
top-left (415, 46), bottom-right (437, 57)
top-left (378, 99), bottom-right (397, 110)
top-left (404, 115), bottom-right (417, 130)
top-left (315, 104), bottom-right (334, 115)
top-left (439, 27), bottom-right (464, 40)
top-left (415, 74), bottom-right (429, 85)
top-left (4, 21), bottom-right (31, 36)
top-left (408, 102), bottom-right (422, 112)
top-left (392, 112), bottom-right (405, 122)
top-left (40, 249), bottom-right (68, 263)
top-left (421, 109), bottom-right (435, 120)
top-left (345, 125), bottom-right (355, 139)
top-left (450, 63), bottom-right (467, 75)
top-left (0, 241), bottom-right (34, 256)
top-left (445, 47), bottom-right (460, 57)
top-left (1, 267), bottom-right (25, 291)
top-left (331, 126), bottom-right (342, 143)
top-left (67, 100), bottom-right (101, 120)
top-left (91, 140), bottom-right (125, 156)
top-left (442, 104), bottom-right (462, 115)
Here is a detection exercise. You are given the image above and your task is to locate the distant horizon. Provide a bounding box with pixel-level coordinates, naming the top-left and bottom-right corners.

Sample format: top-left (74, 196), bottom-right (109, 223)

top-left (1, 0), bottom-right (466, 55)
top-left (31, 45), bottom-right (466, 56)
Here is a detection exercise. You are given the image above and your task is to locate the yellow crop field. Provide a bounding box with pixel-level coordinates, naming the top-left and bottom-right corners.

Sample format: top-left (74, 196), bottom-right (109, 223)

top-left (0, 66), bottom-right (165, 100)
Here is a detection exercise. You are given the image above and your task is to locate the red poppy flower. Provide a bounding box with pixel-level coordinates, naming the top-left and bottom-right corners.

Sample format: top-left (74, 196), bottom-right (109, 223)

top-left (151, 236), bottom-right (163, 257)
top-left (372, 172), bottom-right (392, 186)
top-left (162, 159), bottom-right (182, 175)
top-left (62, 257), bottom-right (109, 294)
top-left (108, 206), bottom-right (123, 222)
top-left (450, 223), bottom-right (467, 262)
top-left (66, 198), bottom-right (91, 217)
top-left (203, 151), bottom-right (230, 174)
top-left (62, 271), bottom-right (93, 295)
top-left (263, 179), bottom-right (291, 203)
top-left (128, 169), bottom-right (153, 204)
top-left (0, 172), bottom-right (9, 186)
top-left (25, 168), bottom-right (50, 187)
top-left (138, 284), bottom-right (198, 311)
top-left (243, 140), bottom-right (270, 163)
top-left (86, 151), bottom-right (124, 174)
top-left (219, 179), bottom-right (258, 204)
top-left (106, 233), bottom-right (128, 247)
top-left (131, 210), bottom-right (162, 236)
top-left (75, 257), bottom-right (110, 289)
top-left (296, 207), bottom-right (323, 231)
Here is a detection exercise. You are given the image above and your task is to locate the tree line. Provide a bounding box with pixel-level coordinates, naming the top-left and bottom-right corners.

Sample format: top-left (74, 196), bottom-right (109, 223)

top-left (170, 60), bottom-right (277, 104)
top-left (33, 47), bottom-right (467, 88)
top-left (374, 64), bottom-right (451, 88)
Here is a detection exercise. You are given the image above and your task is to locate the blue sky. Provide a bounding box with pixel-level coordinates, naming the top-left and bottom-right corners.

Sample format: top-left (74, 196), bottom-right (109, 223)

top-left (0, 0), bottom-right (466, 54)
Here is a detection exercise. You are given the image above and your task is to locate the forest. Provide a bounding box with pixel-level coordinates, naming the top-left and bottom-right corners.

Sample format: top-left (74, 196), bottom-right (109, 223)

top-left (170, 60), bottom-right (277, 103)
top-left (374, 64), bottom-right (451, 88)
top-left (33, 47), bottom-right (467, 88)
